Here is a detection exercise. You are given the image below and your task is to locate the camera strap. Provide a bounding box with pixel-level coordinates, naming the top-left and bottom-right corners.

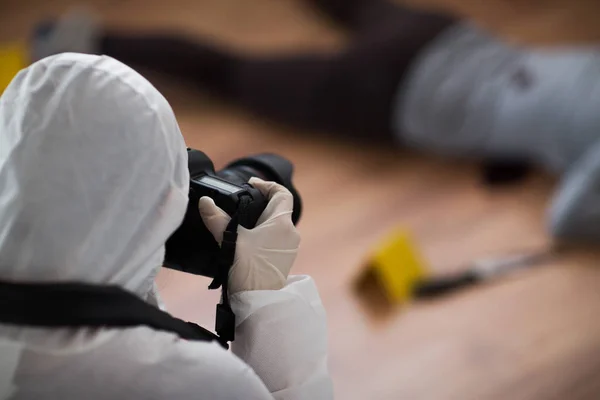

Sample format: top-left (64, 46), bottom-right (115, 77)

top-left (0, 280), bottom-right (228, 348)
top-left (0, 198), bottom-right (254, 348)
top-left (207, 194), bottom-right (253, 344)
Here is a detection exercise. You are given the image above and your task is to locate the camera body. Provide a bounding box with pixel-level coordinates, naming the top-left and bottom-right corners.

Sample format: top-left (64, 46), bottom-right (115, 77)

top-left (164, 149), bottom-right (301, 278)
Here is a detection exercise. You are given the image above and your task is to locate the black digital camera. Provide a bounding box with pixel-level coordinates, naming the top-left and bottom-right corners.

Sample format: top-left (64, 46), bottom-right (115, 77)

top-left (164, 149), bottom-right (302, 278)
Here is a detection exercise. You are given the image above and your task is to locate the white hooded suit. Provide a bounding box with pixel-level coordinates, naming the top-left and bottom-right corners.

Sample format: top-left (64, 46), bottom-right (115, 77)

top-left (0, 53), bottom-right (332, 400)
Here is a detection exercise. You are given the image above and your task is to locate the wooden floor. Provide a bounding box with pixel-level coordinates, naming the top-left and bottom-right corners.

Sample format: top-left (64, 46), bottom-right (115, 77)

top-left (3, 1), bottom-right (600, 399)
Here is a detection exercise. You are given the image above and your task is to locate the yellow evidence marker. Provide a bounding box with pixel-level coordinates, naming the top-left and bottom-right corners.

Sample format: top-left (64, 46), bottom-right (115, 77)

top-left (0, 42), bottom-right (28, 95)
top-left (355, 229), bottom-right (428, 304)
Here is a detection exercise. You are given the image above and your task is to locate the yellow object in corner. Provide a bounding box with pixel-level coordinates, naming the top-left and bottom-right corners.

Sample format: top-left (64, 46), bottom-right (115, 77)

top-left (0, 42), bottom-right (28, 94)
top-left (369, 230), bottom-right (428, 303)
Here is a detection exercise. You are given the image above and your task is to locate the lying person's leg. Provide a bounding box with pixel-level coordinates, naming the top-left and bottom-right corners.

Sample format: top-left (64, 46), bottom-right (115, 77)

top-left (101, 34), bottom-right (396, 141)
top-left (101, 10), bottom-right (455, 142)
top-left (100, 35), bottom-right (236, 96)
top-left (34, 8), bottom-right (454, 141)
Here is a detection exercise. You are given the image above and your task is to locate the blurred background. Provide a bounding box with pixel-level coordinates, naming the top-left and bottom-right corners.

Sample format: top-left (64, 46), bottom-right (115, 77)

top-left (2, 0), bottom-right (600, 399)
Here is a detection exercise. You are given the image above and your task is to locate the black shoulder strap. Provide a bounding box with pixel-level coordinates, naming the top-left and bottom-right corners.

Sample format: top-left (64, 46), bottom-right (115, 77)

top-left (0, 280), bottom-right (228, 349)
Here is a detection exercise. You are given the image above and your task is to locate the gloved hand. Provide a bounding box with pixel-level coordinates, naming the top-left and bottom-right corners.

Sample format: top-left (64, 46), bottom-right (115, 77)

top-left (198, 177), bottom-right (300, 294)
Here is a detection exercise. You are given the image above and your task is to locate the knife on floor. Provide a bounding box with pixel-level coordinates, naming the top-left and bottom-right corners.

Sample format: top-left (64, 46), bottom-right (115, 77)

top-left (413, 248), bottom-right (559, 299)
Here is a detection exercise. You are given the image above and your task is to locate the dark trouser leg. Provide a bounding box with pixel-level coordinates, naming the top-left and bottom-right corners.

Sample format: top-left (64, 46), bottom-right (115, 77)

top-left (100, 35), bottom-right (236, 95)
top-left (100, 9), bottom-right (455, 142)
top-left (221, 31), bottom-right (444, 142)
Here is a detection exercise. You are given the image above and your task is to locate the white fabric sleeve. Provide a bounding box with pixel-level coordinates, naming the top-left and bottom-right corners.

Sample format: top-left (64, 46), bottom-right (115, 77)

top-left (158, 340), bottom-right (275, 400)
top-left (229, 275), bottom-right (334, 400)
top-left (0, 340), bottom-right (21, 400)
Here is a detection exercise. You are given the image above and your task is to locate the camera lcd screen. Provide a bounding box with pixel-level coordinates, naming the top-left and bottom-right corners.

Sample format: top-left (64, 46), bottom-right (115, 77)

top-left (197, 176), bottom-right (242, 194)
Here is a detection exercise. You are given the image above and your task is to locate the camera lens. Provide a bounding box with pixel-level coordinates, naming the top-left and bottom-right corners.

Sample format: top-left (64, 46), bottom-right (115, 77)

top-left (165, 150), bottom-right (302, 278)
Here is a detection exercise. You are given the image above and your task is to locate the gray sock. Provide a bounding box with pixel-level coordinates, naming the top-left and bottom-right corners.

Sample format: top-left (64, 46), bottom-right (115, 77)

top-left (32, 10), bottom-right (100, 62)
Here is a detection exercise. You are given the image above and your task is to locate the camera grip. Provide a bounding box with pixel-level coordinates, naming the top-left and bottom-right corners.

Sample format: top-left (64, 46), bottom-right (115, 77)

top-left (237, 186), bottom-right (268, 230)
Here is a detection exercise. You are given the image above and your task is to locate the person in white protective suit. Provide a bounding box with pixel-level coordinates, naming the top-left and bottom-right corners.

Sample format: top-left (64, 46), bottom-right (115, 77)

top-left (0, 53), bottom-right (333, 400)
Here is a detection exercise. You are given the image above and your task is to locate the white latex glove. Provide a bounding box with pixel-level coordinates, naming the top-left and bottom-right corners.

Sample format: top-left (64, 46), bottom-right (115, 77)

top-left (198, 178), bottom-right (300, 294)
